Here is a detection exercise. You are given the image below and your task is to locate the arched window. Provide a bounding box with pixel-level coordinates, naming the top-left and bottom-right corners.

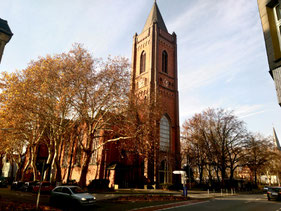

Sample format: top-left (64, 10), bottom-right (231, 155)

top-left (159, 160), bottom-right (169, 184)
top-left (160, 115), bottom-right (170, 152)
top-left (140, 51), bottom-right (146, 74)
top-left (162, 50), bottom-right (168, 74)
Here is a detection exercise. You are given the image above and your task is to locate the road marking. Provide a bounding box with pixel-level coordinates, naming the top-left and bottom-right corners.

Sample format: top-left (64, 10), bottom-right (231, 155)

top-left (157, 200), bottom-right (211, 211)
top-left (131, 200), bottom-right (209, 211)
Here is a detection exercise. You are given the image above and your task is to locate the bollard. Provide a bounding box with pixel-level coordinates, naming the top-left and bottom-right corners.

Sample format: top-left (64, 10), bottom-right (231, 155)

top-left (207, 189), bottom-right (209, 195)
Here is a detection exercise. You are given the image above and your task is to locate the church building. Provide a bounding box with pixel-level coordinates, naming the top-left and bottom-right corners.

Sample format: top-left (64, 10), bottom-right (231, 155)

top-left (130, 2), bottom-right (181, 186)
top-left (57, 1), bottom-right (181, 189)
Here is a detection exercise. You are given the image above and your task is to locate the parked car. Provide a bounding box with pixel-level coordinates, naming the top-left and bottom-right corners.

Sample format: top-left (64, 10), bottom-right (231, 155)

top-left (263, 186), bottom-right (269, 193)
top-left (32, 181), bottom-right (54, 193)
top-left (21, 181), bottom-right (39, 192)
top-left (11, 181), bottom-right (25, 191)
top-left (49, 186), bottom-right (96, 209)
top-left (0, 177), bottom-right (8, 188)
top-left (267, 187), bottom-right (281, 201)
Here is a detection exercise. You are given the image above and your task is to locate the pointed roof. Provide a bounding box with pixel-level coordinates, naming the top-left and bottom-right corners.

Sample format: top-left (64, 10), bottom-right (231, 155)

top-left (273, 127), bottom-right (281, 151)
top-left (142, 2), bottom-right (168, 33)
top-left (0, 18), bottom-right (13, 37)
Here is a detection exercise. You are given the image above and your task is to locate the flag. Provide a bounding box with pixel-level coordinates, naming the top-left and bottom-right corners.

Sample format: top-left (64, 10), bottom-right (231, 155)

top-left (273, 127), bottom-right (281, 151)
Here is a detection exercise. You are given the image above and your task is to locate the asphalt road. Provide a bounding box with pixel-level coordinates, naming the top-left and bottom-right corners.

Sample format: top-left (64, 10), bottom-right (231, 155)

top-left (1, 187), bottom-right (281, 211)
top-left (162, 194), bottom-right (281, 211)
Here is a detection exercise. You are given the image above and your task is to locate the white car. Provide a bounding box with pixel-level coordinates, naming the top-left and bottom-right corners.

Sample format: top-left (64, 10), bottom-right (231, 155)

top-left (50, 186), bottom-right (96, 209)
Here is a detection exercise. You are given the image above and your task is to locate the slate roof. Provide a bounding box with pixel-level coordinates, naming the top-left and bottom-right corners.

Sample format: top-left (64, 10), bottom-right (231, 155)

top-left (0, 18), bottom-right (13, 37)
top-left (142, 2), bottom-right (168, 33)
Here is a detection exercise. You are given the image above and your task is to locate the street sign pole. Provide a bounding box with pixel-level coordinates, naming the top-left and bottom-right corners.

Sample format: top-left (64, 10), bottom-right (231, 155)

top-left (36, 161), bottom-right (45, 210)
top-left (173, 170), bottom-right (187, 197)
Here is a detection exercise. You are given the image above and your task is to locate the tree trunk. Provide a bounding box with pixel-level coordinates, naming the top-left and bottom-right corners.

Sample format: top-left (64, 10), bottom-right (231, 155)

top-left (221, 162), bottom-right (226, 188)
top-left (67, 136), bottom-right (76, 184)
top-left (198, 164), bottom-right (204, 184)
top-left (15, 155), bottom-right (25, 181)
top-left (215, 166), bottom-right (220, 182)
top-left (55, 157), bottom-right (62, 182)
top-left (254, 169), bottom-right (257, 186)
top-left (30, 145), bottom-right (38, 181)
top-left (79, 152), bottom-right (92, 187)
top-left (21, 149), bottom-right (32, 180)
top-left (43, 145), bottom-right (54, 181)
top-left (50, 140), bottom-right (60, 183)
top-left (0, 153), bottom-right (4, 177)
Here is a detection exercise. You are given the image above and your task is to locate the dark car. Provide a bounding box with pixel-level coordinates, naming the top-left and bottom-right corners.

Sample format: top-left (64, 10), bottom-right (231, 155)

top-left (32, 181), bottom-right (54, 193)
top-left (267, 187), bottom-right (281, 201)
top-left (0, 177), bottom-right (8, 188)
top-left (263, 186), bottom-right (269, 193)
top-left (21, 181), bottom-right (39, 192)
top-left (11, 181), bottom-right (25, 191)
top-left (49, 186), bottom-right (96, 209)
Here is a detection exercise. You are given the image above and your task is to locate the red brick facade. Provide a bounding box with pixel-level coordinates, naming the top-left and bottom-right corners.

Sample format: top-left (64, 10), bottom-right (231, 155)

top-left (131, 2), bottom-right (181, 186)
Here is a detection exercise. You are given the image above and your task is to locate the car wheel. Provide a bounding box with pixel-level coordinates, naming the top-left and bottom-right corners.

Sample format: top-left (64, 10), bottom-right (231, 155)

top-left (71, 201), bottom-right (81, 210)
top-left (49, 198), bottom-right (55, 206)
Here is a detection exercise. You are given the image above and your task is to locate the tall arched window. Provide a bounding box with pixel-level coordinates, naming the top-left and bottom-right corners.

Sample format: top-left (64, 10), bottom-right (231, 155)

top-left (160, 115), bottom-right (170, 152)
top-left (159, 160), bottom-right (169, 184)
top-left (140, 51), bottom-right (146, 74)
top-left (162, 50), bottom-right (168, 74)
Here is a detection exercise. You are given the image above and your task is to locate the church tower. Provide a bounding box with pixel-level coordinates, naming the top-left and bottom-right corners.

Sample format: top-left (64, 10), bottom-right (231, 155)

top-left (131, 2), bottom-right (180, 186)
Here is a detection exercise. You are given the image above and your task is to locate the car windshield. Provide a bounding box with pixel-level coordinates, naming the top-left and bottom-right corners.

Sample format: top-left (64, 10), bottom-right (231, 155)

top-left (271, 188), bottom-right (281, 192)
top-left (70, 187), bottom-right (85, 194)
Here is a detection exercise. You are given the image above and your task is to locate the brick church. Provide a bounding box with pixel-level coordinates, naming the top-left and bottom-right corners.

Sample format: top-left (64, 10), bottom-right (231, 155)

top-left (59, 1), bottom-right (181, 188)
top-left (130, 1), bottom-right (181, 187)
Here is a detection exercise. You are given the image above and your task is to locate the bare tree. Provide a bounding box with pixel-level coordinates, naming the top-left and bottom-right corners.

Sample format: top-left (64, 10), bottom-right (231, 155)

top-left (243, 134), bottom-right (274, 186)
top-left (181, 108), bottom-right (247, 187)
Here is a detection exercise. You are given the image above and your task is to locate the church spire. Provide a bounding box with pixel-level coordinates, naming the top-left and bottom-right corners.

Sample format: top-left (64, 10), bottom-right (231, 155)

top-left (142, 1), bottom-right (168, 33)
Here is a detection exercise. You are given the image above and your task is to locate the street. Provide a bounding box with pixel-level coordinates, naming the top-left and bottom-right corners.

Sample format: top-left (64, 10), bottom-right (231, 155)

top-left (157, 194), bottom-right (281, 211)
top-left (1, 187), bottom-right (281, 211)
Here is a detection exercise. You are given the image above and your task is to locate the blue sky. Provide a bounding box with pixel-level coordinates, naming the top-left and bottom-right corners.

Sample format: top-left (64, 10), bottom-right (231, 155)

top-left (1, 0), bottom-right (280, 137)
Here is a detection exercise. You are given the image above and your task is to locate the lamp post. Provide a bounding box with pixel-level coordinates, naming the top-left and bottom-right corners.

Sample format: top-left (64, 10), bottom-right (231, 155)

top-left (0, 18), bottom-right (13, 63)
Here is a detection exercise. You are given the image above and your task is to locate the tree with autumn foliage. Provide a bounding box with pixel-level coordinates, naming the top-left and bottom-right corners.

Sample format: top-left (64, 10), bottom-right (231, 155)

top-left (0, 44), bottom-right (155, 186)
top-left (68, 49), bottom-right (132, 187)
top-left (0, 70), bottom-right (48, 181)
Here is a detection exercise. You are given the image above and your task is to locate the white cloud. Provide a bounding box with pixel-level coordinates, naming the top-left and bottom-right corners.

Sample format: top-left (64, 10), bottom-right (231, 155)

top-left (232, 104), bottom-right (267, 119)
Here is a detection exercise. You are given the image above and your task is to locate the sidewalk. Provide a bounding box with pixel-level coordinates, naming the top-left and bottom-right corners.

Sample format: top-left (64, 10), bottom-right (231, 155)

top-left (92, 188), bottom-right (237, 201)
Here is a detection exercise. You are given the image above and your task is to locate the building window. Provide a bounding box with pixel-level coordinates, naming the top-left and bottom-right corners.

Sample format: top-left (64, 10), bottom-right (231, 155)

top-left (274, 4), bottom-right (281, 49)
top-left (160, 115), bottom-right (170, 151)
top-left (159, 160), bottom-right (171, 184)
top-left (140, 51), bottom-right (146, 74)
top-left (162, 50), bottom-right (168, 74)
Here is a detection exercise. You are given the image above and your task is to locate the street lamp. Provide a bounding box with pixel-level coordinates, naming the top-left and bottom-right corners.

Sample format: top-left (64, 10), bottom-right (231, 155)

top-left (0, 18), bottom-right (13, 63)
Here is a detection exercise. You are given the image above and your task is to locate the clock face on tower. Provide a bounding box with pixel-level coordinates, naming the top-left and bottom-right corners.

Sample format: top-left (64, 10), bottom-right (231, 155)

top-left (163, 78), bottom-right (169, 88)
top-left (138, 78), bottom-right (145, 88)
